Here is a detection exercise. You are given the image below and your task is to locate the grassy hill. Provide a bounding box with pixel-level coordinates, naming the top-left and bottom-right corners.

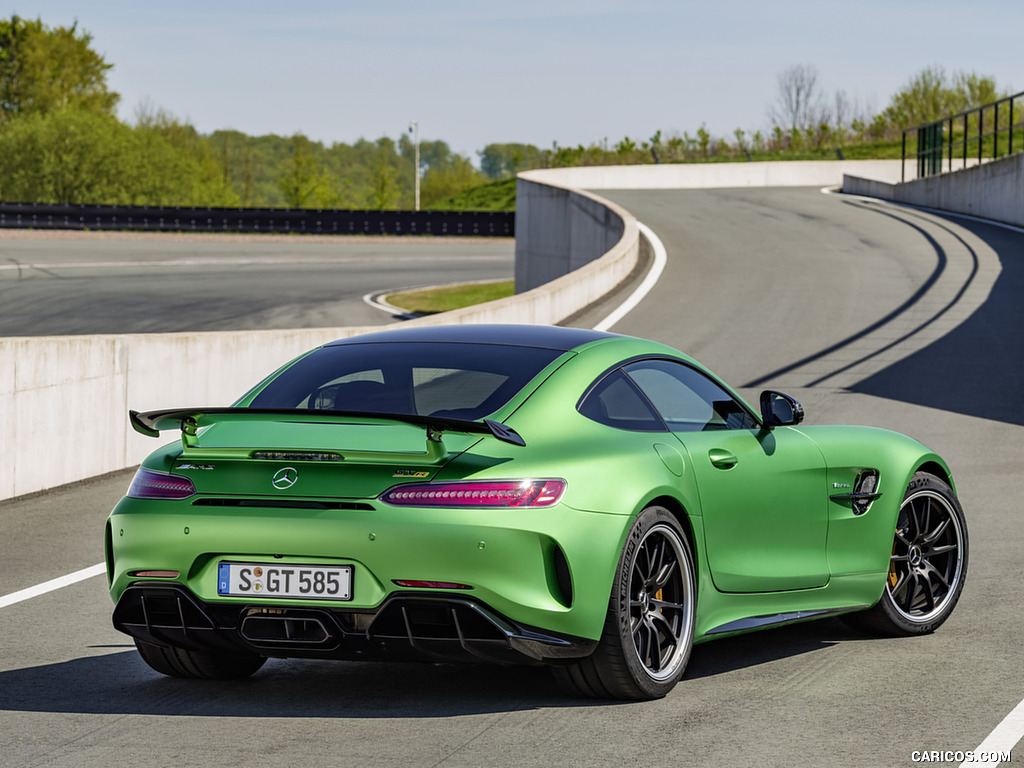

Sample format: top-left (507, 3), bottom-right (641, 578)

top-left (428, 177), bottom-right (516, 212)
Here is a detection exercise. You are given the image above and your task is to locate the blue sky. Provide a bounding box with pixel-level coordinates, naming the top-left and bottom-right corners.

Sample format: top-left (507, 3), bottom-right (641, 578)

top-left (21, 0), bottom-right (1024, 159)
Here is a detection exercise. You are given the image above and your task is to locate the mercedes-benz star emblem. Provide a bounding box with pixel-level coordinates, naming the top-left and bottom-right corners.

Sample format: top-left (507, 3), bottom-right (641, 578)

top-left (272, 467), bottom-right (298, 490)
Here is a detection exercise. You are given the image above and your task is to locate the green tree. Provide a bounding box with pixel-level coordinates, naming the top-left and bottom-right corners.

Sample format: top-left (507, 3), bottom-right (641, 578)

top-left (696, 124), bottom-right (711, 158)
top-left (371, 137), bottom-right (400, 209)
top-left (0, 16), bottom-right (118, 122)
top-left (135, 104), bottom-right (238, 206)
top-left (420, 154), bottom-right (487, 208)
top-left (882, 66), bottom-right (1001, 129)
top-left (0, 107), bottom-right (220, 205)
top-left (278, 132), bottom-right (336, 208)
top-left (478, 142), bottom-right (541, 178)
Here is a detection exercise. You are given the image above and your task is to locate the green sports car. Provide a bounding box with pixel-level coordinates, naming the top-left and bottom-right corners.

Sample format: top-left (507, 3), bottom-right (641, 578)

top-left (107, 324), bottom-right (968, 700)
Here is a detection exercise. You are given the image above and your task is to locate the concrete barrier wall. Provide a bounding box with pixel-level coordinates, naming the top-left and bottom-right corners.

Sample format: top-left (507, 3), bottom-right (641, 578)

top-left (520, 159), bottom-right (906, 190)
top-left (843, 152), bottom-right (1024, 228)
top-left (2, 159), bottom-right (911, 501)
top-left (514, 177), bottom-right (631, 291)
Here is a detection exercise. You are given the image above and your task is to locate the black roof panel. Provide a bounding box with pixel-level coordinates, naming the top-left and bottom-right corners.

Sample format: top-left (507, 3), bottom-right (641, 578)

top-left (327, 324), bottom-right (617, 352)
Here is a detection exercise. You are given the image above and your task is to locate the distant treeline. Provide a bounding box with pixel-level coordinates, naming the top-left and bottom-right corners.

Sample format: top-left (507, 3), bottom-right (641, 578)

top-left (0, 17), bottom-right (1016, 210)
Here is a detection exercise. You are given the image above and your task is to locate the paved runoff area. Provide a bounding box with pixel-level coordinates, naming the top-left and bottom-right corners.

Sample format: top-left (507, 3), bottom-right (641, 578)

top-left (0, 231), bottom-right (513, 335)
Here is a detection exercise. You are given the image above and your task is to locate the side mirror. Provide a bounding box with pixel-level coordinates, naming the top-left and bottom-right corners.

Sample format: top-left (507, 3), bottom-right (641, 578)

top-left (759, 390), bottom-right (804, 429)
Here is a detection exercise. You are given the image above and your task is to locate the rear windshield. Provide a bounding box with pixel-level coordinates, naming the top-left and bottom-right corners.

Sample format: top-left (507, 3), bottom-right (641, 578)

top-left (248, 342), bottom-right (565, 420)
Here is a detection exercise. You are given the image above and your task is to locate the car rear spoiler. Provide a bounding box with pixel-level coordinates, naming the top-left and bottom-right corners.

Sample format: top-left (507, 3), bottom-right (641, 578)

top-left (129, 407), bottom-right (525, 465)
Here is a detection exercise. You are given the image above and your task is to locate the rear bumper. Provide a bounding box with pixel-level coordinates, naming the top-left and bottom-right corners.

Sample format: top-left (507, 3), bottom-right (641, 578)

top-left (113, 583), bottom-right (597, 665)
top-left (107, 495), bottom-right (630, 641)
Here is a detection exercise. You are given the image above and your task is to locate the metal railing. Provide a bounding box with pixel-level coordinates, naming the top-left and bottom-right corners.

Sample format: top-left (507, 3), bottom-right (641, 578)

top-left (0, 202), bottom-right (514, 237)
top-left (902, 90), bottom-right (1024, 181)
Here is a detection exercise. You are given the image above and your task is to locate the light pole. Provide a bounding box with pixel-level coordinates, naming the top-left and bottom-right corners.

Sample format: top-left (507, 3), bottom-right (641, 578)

top-left (409, 120), bottom-right (420, 211)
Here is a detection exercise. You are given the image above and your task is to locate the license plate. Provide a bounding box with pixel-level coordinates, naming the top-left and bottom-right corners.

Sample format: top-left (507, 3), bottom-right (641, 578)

top-left (217, 562), bottom-right (352, 600)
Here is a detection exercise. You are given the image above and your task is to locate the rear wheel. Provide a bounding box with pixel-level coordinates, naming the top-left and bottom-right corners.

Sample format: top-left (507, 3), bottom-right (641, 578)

top-left (552, 506), bottom-right (695, 700)
top-left (134, 639), bottom-right (266, 679)
top-left (843, 472), bottom-right (967, 636)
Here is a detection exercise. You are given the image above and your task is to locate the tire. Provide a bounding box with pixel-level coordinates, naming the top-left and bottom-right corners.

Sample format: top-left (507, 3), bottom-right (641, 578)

top-left (552, 506), bottom-right (696, 700)
top-left (134, 638), bottom-right (266, 679)
top-left (843, 472), bottom-right (968, 636)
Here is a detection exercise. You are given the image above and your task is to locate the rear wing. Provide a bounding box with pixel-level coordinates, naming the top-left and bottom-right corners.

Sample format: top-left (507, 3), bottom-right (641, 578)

top-left (129, 407), bottom-right (525, 465)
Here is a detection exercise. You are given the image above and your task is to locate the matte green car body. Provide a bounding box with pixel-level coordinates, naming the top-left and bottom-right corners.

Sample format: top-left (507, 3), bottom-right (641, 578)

top-left (107, 327), bottom-right (958, 683)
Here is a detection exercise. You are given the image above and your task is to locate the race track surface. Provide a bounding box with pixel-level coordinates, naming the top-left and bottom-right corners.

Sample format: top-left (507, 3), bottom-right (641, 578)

top-left (0, 232), bottom-right (513, 335)
top-left (2, 189), bottom-right (1022, 767)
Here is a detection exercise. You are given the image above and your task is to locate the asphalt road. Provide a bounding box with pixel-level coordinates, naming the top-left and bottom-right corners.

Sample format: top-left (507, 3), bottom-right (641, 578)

top-left (0, 232), bottom-right (513, 335)
top-left (3, 189), bottom-right (1022, 767)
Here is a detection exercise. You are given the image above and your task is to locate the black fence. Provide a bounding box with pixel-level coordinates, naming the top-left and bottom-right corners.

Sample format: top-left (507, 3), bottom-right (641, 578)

top-left (902, 90), bottom-right (1024, 181)
top-left (0, 202), bottom-right (515, 237)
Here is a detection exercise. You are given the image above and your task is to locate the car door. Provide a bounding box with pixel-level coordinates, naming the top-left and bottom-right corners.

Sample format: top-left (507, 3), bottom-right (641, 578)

top-left (622, 359), bottom-right (829, 593)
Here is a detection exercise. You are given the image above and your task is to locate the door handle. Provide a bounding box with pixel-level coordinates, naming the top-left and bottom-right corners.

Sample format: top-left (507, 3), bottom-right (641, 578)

top-left (708, 449), bottom-right (738, 469)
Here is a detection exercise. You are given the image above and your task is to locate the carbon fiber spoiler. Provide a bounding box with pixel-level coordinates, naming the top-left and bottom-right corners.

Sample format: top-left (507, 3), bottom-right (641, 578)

top-left (129, 407), bottom-right (526, 447)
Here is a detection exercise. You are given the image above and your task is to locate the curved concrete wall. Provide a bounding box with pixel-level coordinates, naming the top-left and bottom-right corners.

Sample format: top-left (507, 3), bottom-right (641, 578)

top-left (843, 152), bottom-right (1024, 228)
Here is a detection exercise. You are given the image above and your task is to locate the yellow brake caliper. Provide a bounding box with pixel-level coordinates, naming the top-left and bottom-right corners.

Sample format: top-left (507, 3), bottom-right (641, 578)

top-left (888, 530), bottom-right (899, 588)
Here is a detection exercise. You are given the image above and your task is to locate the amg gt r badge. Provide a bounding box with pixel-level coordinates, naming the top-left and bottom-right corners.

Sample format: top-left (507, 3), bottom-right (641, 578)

top-left (393, 470), bottom-right (430, 478)
top-left (272, 467), bottom-right (298, 489)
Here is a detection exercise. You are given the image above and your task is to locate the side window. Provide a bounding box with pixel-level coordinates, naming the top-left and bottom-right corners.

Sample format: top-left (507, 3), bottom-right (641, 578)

top-left (578, 370), bottom-right (665, 432)
top-left (623, 359), bottom-right (758, 432)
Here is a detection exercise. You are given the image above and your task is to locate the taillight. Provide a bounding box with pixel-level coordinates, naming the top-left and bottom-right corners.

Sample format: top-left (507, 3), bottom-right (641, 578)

top-left (127, 468), bottom-right (196, 500)
top-left (380, 479), bottom-right (565, 508)
top-left (393, 580), bottom-right (472, 589)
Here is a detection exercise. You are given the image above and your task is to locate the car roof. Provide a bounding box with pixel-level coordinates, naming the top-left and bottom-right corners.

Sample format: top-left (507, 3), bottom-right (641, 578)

top-left (326, 324), bottom-right (619, 352)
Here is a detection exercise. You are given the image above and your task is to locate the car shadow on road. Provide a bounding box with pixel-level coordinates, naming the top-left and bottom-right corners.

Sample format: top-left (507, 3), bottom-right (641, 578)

top-left (683, 618), bottom-right (865, 680)
top-left (0, 620), bottom-right (868, 716)
top-left (845, 210), bottom-right (1024, 426)
top-left (745, 201), bottom-right (1024, 427)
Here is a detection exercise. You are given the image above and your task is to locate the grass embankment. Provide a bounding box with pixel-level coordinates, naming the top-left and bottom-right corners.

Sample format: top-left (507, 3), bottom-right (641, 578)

top-left (428, 178), bottom-right (517, 211)
top-left (386, 280), bottom-right (515, 315)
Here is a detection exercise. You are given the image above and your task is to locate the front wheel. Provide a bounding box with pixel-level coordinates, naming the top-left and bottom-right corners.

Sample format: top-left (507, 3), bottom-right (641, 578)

top-left (552, 506), bottom-right (695, 700)
top-left (843, 472), bottom-right (968, 636)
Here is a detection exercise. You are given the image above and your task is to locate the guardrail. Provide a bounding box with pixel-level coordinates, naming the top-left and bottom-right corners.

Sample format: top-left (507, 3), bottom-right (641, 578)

top-left (902, 90), bottom-right (1024, 181)
top-left (0, 201), bottom-right (514, 237)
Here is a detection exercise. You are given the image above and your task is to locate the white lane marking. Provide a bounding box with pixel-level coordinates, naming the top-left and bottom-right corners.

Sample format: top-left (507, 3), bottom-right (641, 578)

top-left (960, 699), bottom-right (1024, 766)
top-left (0, 254), bottom-right (506, 271)
top-left (362, 288), bottom-right (422, 318)
top-left (0, 563), bottom-right (106, 609)
top-left (593, 221), bottom-right (667, 332)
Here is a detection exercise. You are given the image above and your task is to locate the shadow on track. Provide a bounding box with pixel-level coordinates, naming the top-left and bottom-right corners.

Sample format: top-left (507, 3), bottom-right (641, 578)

top-left (848, 212), bottom-right (1024, 426)
top-left (744, 200), bottom-right (1024, 426)
top-left (0, 621), bottom-right (866, 715)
